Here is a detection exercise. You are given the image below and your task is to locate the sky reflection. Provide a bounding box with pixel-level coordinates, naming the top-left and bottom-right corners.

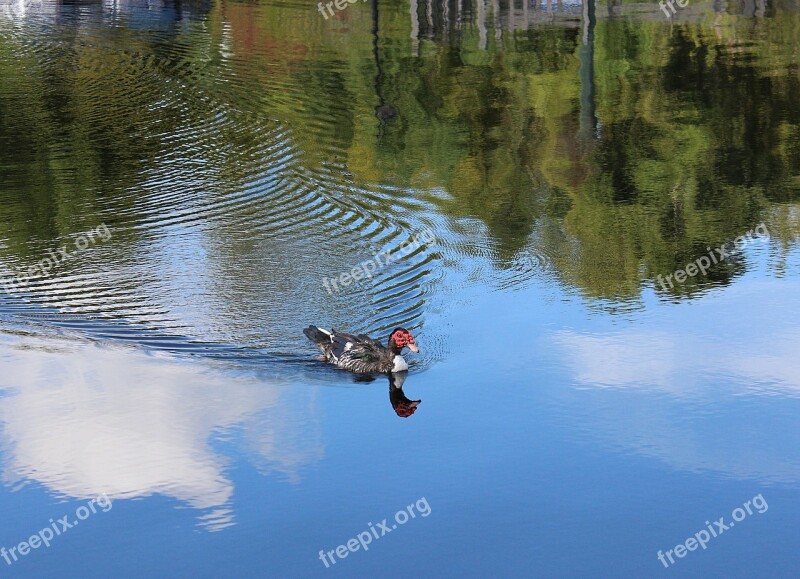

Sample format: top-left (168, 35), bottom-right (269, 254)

top-left (0, 332), bottom-right (323, 530)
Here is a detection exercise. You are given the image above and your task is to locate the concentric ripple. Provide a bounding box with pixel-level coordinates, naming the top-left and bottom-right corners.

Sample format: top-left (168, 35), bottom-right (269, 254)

top-left (0, 8), bottom-right (446, 371)
top-left (0, 0), bottom-right (553, 374)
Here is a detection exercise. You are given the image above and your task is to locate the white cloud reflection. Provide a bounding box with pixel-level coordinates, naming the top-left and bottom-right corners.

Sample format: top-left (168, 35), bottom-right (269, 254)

top-left (0, 332), bottom-right (323, 530)
top-left (554, 327), bottom-right (800, 396)
top-left (553, 325), bottom-right (800, 482)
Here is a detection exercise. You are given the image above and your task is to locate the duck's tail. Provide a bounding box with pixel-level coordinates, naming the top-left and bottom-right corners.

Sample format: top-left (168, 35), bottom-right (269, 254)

top-left (303, 325), bottom-right (333, 345)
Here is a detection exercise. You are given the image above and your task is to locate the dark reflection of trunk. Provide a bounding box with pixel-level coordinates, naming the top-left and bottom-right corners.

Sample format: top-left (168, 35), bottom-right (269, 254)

top-left (579, 0), bottom-right (597, 142)
top-left (372, 0), bottom-right (397, 137)
top-left (411, 0), bottom-right (420, 55)
top-left (478, 0), bottom-right (487, 50)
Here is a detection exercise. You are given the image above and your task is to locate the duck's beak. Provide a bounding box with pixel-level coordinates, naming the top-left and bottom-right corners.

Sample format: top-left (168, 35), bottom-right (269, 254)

top-left (408, 343), bottom-right (419, 353)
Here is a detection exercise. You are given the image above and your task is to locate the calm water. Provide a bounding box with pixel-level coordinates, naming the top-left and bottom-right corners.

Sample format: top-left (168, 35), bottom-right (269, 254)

top-left (1, 0), bottom-right (799, 576)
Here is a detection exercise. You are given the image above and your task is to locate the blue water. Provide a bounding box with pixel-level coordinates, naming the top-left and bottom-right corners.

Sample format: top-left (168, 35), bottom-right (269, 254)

top-left (0, 243), bottom-right (797, 577)
top-left (1, 0), bottom-right (800, 577)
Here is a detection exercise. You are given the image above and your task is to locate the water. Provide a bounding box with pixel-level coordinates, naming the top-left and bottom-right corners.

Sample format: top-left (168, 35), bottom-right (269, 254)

top-left (0, 0), bottom-right (799, 576)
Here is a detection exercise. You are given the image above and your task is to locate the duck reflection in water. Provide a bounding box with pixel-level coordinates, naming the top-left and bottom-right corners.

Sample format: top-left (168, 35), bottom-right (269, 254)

top-left (351, 371), bottom-right (421, 417)
top-left (389, 371), bottom-right (421, 418)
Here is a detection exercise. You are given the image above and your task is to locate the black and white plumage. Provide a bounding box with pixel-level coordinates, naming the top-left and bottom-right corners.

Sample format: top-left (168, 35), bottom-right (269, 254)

top-left (303, 326), bottom-right (419, 373)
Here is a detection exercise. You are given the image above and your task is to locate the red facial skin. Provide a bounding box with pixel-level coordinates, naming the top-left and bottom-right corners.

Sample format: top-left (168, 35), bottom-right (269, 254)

top-left (391, 330), bottom-right (419, 353)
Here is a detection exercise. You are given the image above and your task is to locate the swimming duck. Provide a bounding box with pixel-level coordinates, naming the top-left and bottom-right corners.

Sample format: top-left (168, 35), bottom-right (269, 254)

top-left (303, 326), bottom-right (419, 373)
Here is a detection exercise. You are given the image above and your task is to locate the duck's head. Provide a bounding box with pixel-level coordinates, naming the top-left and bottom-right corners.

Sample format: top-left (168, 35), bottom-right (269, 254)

top-left (388, 327), bottom-right (419, 354)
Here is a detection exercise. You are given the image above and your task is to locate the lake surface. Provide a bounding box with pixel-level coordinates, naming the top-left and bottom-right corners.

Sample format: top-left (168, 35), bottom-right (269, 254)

top-left (1, 0), bottom-right (799, 577)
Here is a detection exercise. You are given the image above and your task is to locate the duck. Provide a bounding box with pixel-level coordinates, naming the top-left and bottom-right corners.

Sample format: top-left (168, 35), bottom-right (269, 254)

top-left (389, 371), bottom-right (421, 417)
top-left (303, 325), bottom-right (419, 373)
